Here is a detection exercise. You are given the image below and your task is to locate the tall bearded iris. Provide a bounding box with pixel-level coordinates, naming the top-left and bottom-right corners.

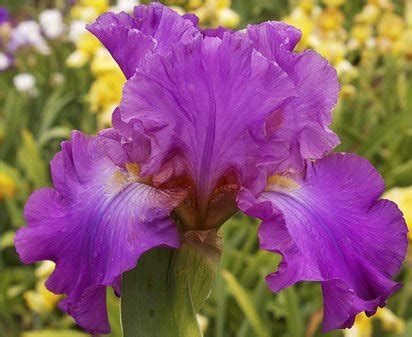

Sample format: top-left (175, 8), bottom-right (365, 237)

top-left (15, 3), bottom-right (408, 335)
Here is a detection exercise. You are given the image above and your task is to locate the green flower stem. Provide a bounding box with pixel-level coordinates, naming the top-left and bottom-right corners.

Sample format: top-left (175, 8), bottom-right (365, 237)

top-left (121, 230), bottom-right (222, 337)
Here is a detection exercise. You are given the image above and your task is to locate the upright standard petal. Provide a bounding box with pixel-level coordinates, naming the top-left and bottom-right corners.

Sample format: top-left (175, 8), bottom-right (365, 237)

top-left (247, 21), bottom-right (302, 53)
top-left (239, 153), bottom-right (408, 332)
top-left (119, 32), bottom-right (296, 225)
top-left (247, 22), bottom-right (340, 174)
top-left (87, 12), bottom-right (155, 79)
top-left (88, 3), bottom-right (199, 79)
top-left (15, 131), bottom-right (186, 334)
top-left (201, 26), bottom-right (233, 38)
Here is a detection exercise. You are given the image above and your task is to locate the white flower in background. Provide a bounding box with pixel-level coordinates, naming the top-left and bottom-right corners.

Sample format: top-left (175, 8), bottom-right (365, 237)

top-left (68, 19), bottom-right (86, 42)
top-left (50, 72), bottom-right (65, 86)
top-left (13, 73), bottom-right (38, 96)
top-left (8, 20), bottom-right (50, 55)
top-left (112, 0), bottom-right (140, 13)
top-left (0, 52), bottom-right (12, 71)
top-left (39, 9), bottom-right (65, 39)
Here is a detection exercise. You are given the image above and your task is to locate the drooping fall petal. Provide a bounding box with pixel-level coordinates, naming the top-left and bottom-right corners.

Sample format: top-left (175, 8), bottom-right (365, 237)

top-left (239, 153), bottom-right (407, 332)
top-left (15, 131), bottom-right (185, 334)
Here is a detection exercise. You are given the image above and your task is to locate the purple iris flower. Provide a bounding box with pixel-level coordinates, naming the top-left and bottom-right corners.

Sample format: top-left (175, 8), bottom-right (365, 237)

top-left (15, 3), bottom-right (408, 335)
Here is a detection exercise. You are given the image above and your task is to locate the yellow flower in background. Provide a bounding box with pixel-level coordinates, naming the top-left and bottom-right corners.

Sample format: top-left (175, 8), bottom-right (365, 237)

top-left (216, 6), bottom-right (240, 28)
top-left (384, 187), bottom-right (412, 240)
top-left (82, 0), bottom-right (109, 13)
top-left (322, 0), bottom-right (345, 7)
top-left (407, 0), bottom-right (412, 27)
top-left (66, 50), bottom-right (89, 68)
top-left (351, 24), bottom-right (373, 45)
top-left (355, 4), bottom-right (380, 25)
top-left (66, 0), bottom-right (132, 126)
top-left (24, 262), bottom-right (62, 317)
top-left (0, 172), bottom-right (16, 200)
top-left (76, 33), bottom-right (101, 56)
top-left (170, 5), bottom-right (186, 15)
top-left (193, 0), bottom-right (240, 28)
top-left (282, 0), bottom-right (412, 87)
top-left (283, 1), bottom-right (355, 82)
top-left (345, 313), bottom-right (372, 337)
top-left (24, 282), bottom-right (60, 316)
top-left (318, 7), bottom-right (345, 31)
top-left (88, 71), bottom-right (125, 127)
top-left (344, 308), bottom-right (405, 337)
top-left (168, 0), bottom-right (241, 28)
top-left (71, 0), bottom-right (109, 22)
top-left (378, 13), bottom-right (406, 41)
top-left (310, 38), bottom-right (347, 65)
top-left (298, 0), bottom-right (315, 13)
top-left (91, 48), bottom-right (120, 75)
top-left (188, 0), bottom-right (203, 9)
top-left (368, 0), bottom-right (394, 11)
top-left (67, 0), bottom-right (109, 68)
top-left (339, 84), bottom-right (357, 99)
top-left (376, 12), bottom-right (405, 54)
top-left (376, 308), bottom-right (406, 334)
top-left (66, 33), bottom-right (100, 68)
top-left (88, 48), bottom-right (126, 127)
top-left (394, 29), bottom-right (412, 58)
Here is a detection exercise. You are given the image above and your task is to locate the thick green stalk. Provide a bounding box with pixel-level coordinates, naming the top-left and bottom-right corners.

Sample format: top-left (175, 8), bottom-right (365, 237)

top-left (121, 230), bottom-right (222, 337)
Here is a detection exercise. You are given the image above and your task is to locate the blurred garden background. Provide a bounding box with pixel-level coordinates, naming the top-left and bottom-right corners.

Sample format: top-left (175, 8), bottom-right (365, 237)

top-left (0, 0), bottom-right (411, 336)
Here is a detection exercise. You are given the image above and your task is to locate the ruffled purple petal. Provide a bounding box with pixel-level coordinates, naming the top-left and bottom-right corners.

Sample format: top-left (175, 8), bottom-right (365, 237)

top-left (247, 22), bottom-right (340, 174)
top-left (132, 3), bottom-right (199, 48)
top-left (183, 11), bottom-right (232, 39)
top-left (247, 21), bottom-right (302, 53)
top-left (239, 153), bottom-right (408, 332)
top-left (15, 131), bottom-right (186, 334)
top-left (87, 12), bottom-right (155, 79)
top-left (119, 32), bottom-right (296, 200)
top-left (88, 3), bottom-right (199, 79)
top-left (273, 50), bottom-right (340, 172)
top-left (183, 13), bottom-right (199, 26)
top-left (202, 26), bottom-right (233, 38)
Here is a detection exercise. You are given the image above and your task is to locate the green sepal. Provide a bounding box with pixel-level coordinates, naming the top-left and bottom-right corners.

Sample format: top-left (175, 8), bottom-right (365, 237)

top-left (121, 230), bottom-right (221, 337)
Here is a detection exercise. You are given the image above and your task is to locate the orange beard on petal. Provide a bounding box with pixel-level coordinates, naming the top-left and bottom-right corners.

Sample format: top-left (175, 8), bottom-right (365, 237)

top-left (174, 171), bottom-right (240, 231)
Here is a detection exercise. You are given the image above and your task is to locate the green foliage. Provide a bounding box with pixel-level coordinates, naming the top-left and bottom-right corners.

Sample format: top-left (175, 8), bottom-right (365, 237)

top-left (21, 330), bottom-right (89, 337)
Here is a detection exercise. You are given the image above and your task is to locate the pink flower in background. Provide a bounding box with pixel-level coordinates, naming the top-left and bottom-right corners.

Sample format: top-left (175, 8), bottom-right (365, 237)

top-left (0, 7), bottom-right (10, 25)
top-left (8, 20), bottom-right (50, 54)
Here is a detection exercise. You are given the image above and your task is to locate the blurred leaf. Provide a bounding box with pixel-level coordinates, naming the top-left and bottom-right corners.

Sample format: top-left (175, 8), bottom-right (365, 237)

top-left (21, 330), bottom-right (89, 337)
top-left (0, 91), bottom-right (26, 159)
top-left (38, 126), bottom-right (71, 147)
top-left (37, 92), bottom-right (74, 139)
top-left (398, 320), bottom-right (412, 337)
top-left (222, 270), bottom-right (271, 337)
top-left (387, 159), bottom-right (412, 187)
top-left (107, 291), bottom-right (122, 337)
top-left (17, 129), bottom-right (48, 189)
top-left (282, 287), bottom-right (304, 337)
top-left (357, 112), bottom-right (411, 158)
top-left (0, 231), bottom-right (15, 250)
